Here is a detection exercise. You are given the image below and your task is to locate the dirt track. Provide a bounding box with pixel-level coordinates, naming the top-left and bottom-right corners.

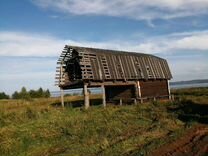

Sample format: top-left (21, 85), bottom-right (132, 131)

top-left (150, 124), bottom-right (208, 156)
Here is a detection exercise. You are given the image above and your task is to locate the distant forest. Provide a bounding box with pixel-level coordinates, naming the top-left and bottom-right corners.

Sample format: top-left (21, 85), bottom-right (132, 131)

top-left (0, 87), bottom-right (50, 100)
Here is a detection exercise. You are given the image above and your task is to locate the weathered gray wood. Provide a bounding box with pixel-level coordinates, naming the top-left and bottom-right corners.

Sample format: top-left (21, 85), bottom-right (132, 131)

top-left (56, 45), bottom-right (172, 103)
top-left (119, 99), bottom-right (122, 105)
top-left (137, 81), bottom-right (141, 98)
top-left (133, 98), bottom-right (137, 105)
top-left (84, 83), bottom-right (89, 109)
top-left (134, 82), bottom-right (139, 99)
top-left (167, 80), bottom-right (171, 99)
top-left (89, 81), bottom-right (136, 87)
top-left (101, 84), bottom-right (106, 108)
top-left (61, 88), bottom-right (64, 107)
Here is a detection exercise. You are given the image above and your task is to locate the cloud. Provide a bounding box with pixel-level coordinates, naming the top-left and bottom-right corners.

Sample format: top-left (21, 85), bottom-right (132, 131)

top-left (0, 31), bottom-right (65, 57)
top-left (0, 31), bottom-right (144, 56)
top-left (131, 30), bottom-right (208, 53)
top-left (1, 30), bottom-right (208, 57)
top-left (170, 34), bottom-right (208, 50)
top-left (32, 0), bottom-right (208, 20)
top-left (168, 55), bottom-right (208, 81)
top-left (1, 31), bottom-right (208, 93)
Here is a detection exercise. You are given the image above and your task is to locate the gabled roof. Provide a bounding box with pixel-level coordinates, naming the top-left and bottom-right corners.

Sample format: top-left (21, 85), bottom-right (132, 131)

top-left (56, 45), bottom-right (172, 87)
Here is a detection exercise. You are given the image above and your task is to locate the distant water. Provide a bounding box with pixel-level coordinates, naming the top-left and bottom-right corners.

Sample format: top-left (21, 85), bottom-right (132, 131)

top-left (170, 82), bottom-right (208, 89)
top-left (51, 88), bottom-right (102, 97)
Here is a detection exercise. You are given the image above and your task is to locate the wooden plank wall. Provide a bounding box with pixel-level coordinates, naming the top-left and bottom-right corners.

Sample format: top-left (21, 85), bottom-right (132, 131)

top-left (139, 80), bottom-right (169, 98)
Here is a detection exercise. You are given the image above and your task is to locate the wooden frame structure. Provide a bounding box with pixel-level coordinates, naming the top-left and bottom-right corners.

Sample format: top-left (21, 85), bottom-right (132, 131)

top-left (55, 45), bottom-right (172, 108)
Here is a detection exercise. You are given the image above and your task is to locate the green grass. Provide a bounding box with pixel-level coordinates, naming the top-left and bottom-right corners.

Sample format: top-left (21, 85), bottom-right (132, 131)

top-left (0, 88), bottom-right (207, 156)
top-left (170, 88), bottom-right (208, 124)
top-left (172, 87), bottom-right (208, 105)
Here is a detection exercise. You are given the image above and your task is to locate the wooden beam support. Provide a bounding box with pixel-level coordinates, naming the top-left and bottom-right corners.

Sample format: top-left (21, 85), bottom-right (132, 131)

top-left (101, 84), bottom-right (106, 108)
top-left (119, 99), bottom-right (122, 106)
top-left (89, 81), bottom-right (136, 87)
top-left (134, 82), bottom-right (139, 100)
top-left (84, 83), bottom-right (90, 109)
top-left (167, 80), bottom-right (171, 100)
top-left (60, 88), bottom-right (64, 108)
top-left (133, 98), bottom-right (137, 105)
top-left (137, 81), bottom-right (142, 99)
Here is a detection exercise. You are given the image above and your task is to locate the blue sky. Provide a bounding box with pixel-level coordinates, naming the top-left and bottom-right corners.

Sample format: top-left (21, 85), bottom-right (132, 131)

top-left (0, 0), bottom-right (208, 94)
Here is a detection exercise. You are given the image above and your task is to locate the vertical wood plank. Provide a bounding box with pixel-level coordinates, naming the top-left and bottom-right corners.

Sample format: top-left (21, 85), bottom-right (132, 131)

top-left (61, 88), bottom-right (64, 108)
top-left (101, 84), bottom-right (106, 108)
top-left (84, 83), bottom-right (90, 109)
top-left (137, 81), bottom-right (142, 98)
top-left (120, 99), bottom-right (122, 105)
top-left (167, 80), bottom-right (171, 99)
top-left (134, 82), bottom-right (139, 99)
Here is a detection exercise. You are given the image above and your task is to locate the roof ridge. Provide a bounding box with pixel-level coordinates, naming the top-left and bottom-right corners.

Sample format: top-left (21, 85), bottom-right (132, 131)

top-left (66, 45), bottom-right (161, 59)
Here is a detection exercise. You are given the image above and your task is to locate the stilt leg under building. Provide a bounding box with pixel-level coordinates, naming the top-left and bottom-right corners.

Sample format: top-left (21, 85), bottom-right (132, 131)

top-left (84, 83), bottom-right (90, 109)
top-left (134, 82), bottom-right (139, 104)
top-left (101, 84), bottom-right (106, 108)
top-left (136, 81), bottom-right (143, 103)
top-left (120, 99), bottom-right (122, 105)
top-left (60, 88), bottom-right (64, 108)
top-left (167, 80), bottom-right (171, 100)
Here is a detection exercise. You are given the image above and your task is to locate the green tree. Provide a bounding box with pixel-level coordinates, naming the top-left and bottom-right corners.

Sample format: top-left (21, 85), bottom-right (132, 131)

top-left (37, 87), bottom-right (43, 97)
top-left (12, 87), bottom-right (51, 99)
top-left (12, 91), bottom-right (20, 99)
top-left (19, 87), bottom-right (30, 99)
top-left (29, 90), bottom-right (39, 98)
top-left (0, 92), bottom-right (10, 99)
top-left (44, 89), bottom-right (50, 98)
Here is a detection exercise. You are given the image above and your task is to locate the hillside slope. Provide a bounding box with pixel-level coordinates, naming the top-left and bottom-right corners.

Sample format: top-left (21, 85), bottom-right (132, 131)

top-left (0, 97), bottom-right (187, 156)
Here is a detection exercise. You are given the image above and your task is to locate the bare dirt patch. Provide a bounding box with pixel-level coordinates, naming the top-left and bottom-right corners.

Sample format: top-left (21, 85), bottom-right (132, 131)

top-left (150, 124), bottom-right (208, 156)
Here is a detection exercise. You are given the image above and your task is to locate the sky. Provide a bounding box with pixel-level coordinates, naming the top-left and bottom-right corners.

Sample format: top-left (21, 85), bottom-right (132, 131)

top-left (0, 0), bottom-right (208, 94)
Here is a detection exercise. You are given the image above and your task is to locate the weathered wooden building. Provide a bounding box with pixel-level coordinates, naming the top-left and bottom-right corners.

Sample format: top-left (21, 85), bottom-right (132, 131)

top-left (56, 45), bottom-right (172, 108)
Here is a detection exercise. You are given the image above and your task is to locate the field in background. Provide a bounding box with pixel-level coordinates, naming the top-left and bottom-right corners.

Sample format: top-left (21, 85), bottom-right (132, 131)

top-left (0, 88), bottom-right (208, 156)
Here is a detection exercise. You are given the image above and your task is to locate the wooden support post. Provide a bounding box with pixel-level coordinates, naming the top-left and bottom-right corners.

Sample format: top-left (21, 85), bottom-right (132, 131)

top-left (134, 83), bottom-right (139, 100)
top-left (172, 94), bottom-right (175, 101)
top-left (134, 98), bottom-right (137, 105)
top-left (84, 83), bottom-right (89, 109)
top-left (119, 99), bottom-right (122, 106)
top-left (137, 81), bottom-right (142, 99)
top-left (167, 80), bottom-right (171, 100)
top-left (136, 81), bottom-right (143, 103)
top-left (101, 84), bottom-right (106, 108)
top-left (61, 88), bottom-right (64, 108)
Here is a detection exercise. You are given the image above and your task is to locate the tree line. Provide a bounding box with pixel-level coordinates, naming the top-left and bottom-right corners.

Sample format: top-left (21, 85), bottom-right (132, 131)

top-left (0, 87), bottom-right (50, 100)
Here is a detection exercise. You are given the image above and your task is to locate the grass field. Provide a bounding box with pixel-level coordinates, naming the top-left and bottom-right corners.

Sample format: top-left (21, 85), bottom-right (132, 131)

top-left (0, 88), bottom-right (207, 156)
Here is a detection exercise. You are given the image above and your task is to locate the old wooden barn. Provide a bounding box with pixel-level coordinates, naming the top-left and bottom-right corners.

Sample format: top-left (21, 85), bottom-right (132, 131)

top-left (56, 45), bottom-right (172, 108)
